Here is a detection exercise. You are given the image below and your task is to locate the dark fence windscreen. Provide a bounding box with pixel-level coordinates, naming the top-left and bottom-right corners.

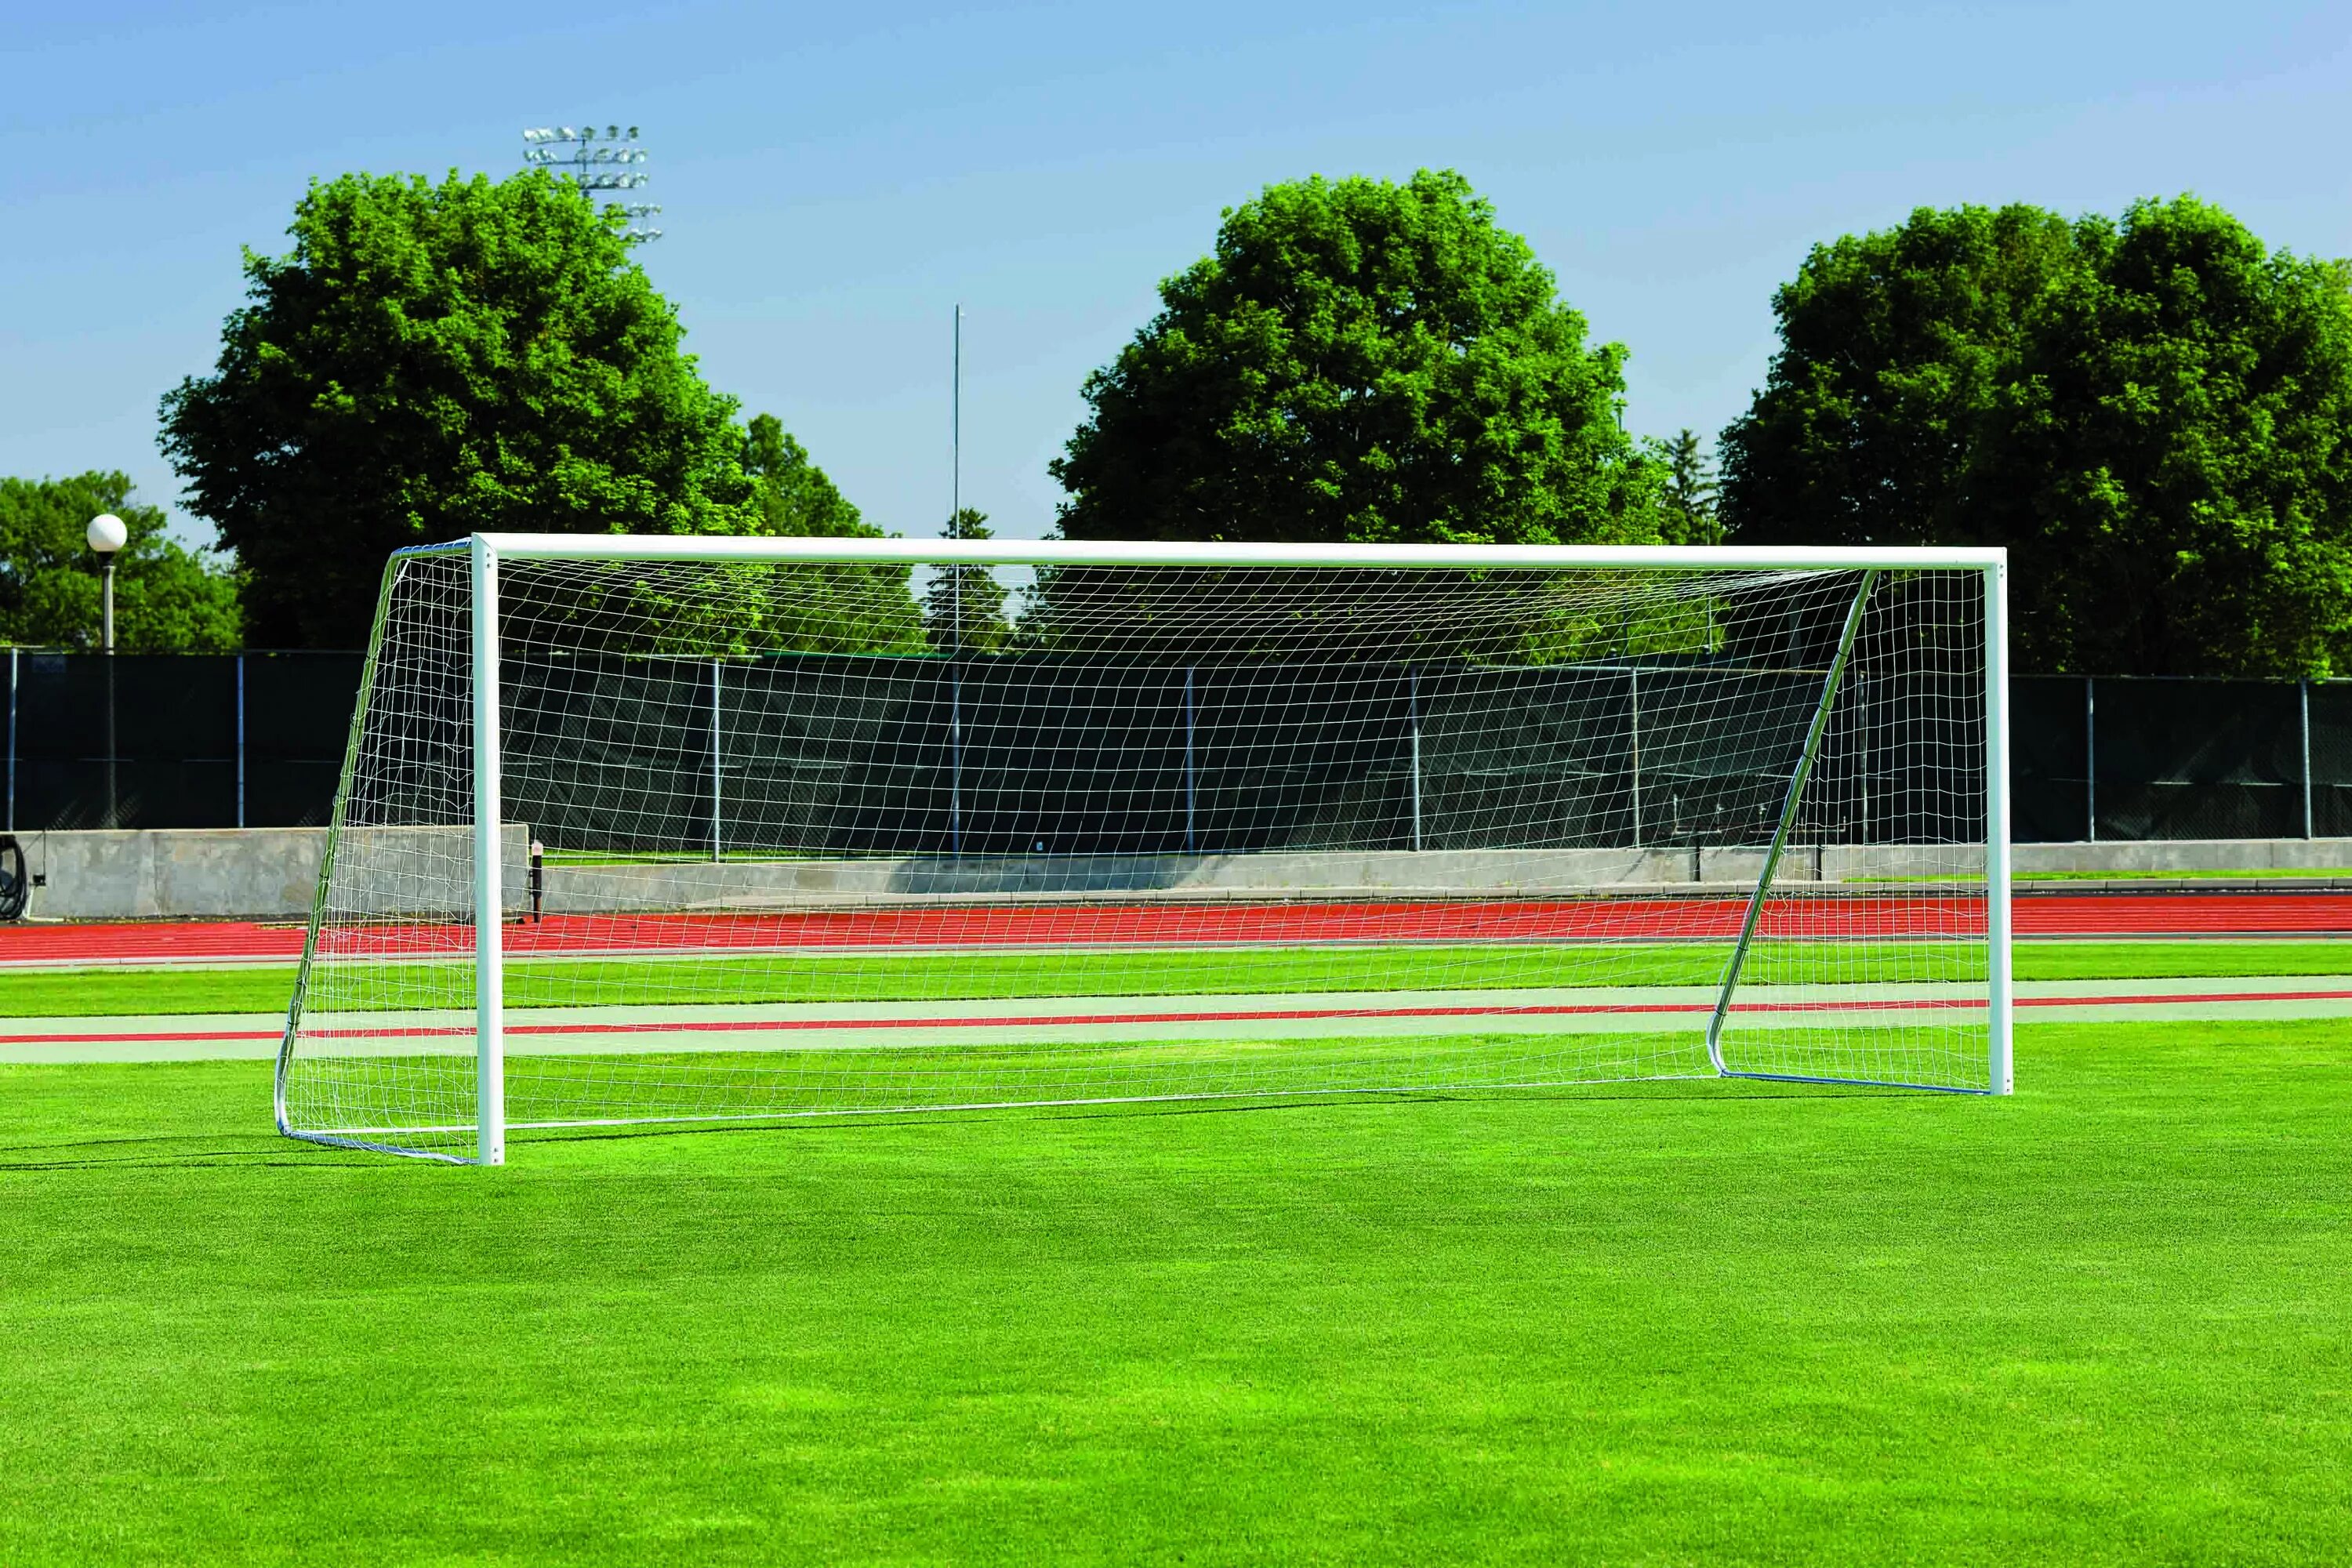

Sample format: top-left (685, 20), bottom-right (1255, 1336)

top-left (3, 652), bottom-right (2347, 842)
top-left (4, 652), bottom-right (363, 831)
top-left (2009, 676), bottom-right (2348, 842)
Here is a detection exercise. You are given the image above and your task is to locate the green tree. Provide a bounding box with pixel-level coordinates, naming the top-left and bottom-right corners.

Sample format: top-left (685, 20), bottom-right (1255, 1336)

top-left (740, 413), bottom-right (924, 654)
top-left (1051, 169), bottom-right (1663, 545)
top-left (1657, 429), bottom-right (1722, 545)
top-left (0, 473), bottom-right (241, 651)
top-left (1720, 204), bottom-right (2082, 550)
top-left (160, 170), bottom-right (761, 648)
top-left (924, 509), bottom-right (1010, 653)
top-left (1722, 198), bottom-right (2352, 675)
top-left (1984, 201), bottom-right (2352, 676)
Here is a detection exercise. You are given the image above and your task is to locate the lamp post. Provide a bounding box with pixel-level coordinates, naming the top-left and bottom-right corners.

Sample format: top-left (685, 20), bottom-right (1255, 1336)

top-left (86, 513), bottom-right (125, 650)
top-left (86, 514), bottom-right (125, 826)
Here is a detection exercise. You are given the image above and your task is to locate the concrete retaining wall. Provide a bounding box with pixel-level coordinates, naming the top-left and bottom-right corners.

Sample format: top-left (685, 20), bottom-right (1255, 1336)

top-left (13, 828), bottom-right (529, 922)
top-left (2009, 839), bottom-right (2352, 874)
top-left (12, 828), bottom-right (2352, 921)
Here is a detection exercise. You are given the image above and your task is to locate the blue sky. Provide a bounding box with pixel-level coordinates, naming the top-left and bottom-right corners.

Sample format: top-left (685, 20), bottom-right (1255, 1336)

top-left (4, 1), bottom-right (2347, 547)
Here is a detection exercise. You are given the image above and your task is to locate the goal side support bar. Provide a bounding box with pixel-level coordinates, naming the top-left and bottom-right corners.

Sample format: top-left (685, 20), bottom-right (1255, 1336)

top-left (1705, 569), bottom-right (1878, 1078)
top-left (473, 536), bottom-right (506, 1166)
top-left (277, 557), bottom-right (408, 1151)
top-left (1985, 561), bottom-right (2014, 1094)
top-left (1701, 564), bottom-right (2014, 1097)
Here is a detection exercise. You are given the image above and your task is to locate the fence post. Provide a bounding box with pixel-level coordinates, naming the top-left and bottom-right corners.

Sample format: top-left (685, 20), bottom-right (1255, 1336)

top-left (710, 657), bottom-right (724, 862)
top-left (2303, 678), bottom-right (2315, 840)
top-left (1628, 665), bottom-right (1642, 850)
top-left (1408, 664), bottom-right (1422, 851)
top-left (234, 654), bottom-right (246, 829)
top-left (2085, 676), bottom-right (2097, 843)
top-left (948, 662), bottom-right (962, 858)
top-left (5, 647), bottom-right (14, 832)
top-left (1183, 666), bottom-right (1197, 855)
top-left (104, 654), bottom-right (118, 829)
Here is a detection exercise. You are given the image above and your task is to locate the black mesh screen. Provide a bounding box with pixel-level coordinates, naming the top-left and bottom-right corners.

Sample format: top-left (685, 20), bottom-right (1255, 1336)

top-left (2, 652), bottom-right (2343, 844)
top-left (2009, 676), bottom-right (2089, 843)
top-left (244, 654), bottom-right (366, 826)
top-left (2090, 678), bottom-right (2303, 841)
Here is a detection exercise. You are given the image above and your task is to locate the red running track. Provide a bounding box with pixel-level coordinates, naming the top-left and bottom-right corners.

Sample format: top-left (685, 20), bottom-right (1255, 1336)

top-left (5, 892), bottom-right (2352, 965)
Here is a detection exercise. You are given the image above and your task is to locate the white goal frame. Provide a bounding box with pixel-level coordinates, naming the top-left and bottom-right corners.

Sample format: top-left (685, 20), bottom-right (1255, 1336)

top-left (294, 535), bottom-right (2014, 1165)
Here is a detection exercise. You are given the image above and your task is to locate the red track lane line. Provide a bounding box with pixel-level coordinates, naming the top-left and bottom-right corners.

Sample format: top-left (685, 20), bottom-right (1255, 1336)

top-left (7, 892), bottom-right (2352, 965)
top-left (13, 985), bottom-right (2350, 1047)
top-left (0, 1028), bottom-right (288, 1044)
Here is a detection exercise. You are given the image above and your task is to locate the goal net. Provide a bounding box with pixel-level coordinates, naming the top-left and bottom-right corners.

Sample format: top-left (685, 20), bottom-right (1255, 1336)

top-left (278, 537), bottom-right (2012, 1163)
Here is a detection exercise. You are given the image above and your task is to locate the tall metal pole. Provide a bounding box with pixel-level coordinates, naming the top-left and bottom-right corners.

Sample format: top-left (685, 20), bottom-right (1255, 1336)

top-left (949, 304), bottom-right (964, 857)
top-left (470, 536), bottom-right (506, 1167)
top-left (952, 305), bottom-right (961, 529)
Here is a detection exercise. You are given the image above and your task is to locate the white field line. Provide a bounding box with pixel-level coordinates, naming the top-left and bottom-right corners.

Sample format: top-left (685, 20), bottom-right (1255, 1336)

top-left (5, 975), bottom-right (2350, 1063)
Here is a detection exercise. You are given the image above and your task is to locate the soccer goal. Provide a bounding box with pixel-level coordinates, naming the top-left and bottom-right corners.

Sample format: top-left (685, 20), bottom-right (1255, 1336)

top-left (277, 536), bottom-right (2013, 1163)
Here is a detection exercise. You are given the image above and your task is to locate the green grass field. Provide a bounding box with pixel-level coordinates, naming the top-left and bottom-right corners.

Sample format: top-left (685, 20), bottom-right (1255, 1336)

top-left (4, 1007), bottom-right (2349, 1564)
top-left (7, 938), bottom-right (2349, 1561)
top-left (9, 938), bottom-right (2351, 1017)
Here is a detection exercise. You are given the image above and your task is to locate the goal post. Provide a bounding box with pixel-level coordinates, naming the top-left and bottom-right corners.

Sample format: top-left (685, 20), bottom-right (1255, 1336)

top-left (470, 533), bottom-right (506, 1167)
top-left (279, 535), bottom-right (2013, 1164)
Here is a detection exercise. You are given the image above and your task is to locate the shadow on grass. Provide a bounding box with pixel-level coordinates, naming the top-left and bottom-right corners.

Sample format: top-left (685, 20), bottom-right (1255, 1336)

top-left (0, 1133), bottom-right (385, 1171)
top-left (0, 1079), bottom-right (1933, 1171)
top-left (506, 1076), bottom-right (1922, 1151)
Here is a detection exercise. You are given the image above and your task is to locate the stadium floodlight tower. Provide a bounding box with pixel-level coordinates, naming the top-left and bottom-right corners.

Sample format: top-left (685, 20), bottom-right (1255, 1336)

top-left (521, 123), bottom-right (662, 242)
top-left (278, 536), bottom-right (2013, 1164)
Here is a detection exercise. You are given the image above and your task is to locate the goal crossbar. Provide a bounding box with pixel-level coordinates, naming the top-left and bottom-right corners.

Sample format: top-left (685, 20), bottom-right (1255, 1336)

top-left (449, 535), bottom-right (2009, 571)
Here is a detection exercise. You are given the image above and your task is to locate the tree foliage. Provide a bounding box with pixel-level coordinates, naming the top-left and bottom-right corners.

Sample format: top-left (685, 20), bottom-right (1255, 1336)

top-left (0, 473), bottom-right (241, 652)
top-left (1657, 429), bottom-right (1722, 545)
top-left (160, 171), bottom-right (764, 648)
top-left (739, 414), bottom-right (924, 655)
top-left (1052, 169), bottom-right (1663, 546)
top-left (1722, 198), bottom-right (2352, 675)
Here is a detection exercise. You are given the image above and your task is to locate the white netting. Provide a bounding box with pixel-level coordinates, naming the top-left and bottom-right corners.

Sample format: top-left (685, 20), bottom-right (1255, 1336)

top-left (278, 546), bottom-right (1997, 1161)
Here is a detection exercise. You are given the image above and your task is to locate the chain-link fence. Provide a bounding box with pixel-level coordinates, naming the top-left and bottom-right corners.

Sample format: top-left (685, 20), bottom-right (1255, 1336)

top-left (5, 652), bottom-right (2347, 843)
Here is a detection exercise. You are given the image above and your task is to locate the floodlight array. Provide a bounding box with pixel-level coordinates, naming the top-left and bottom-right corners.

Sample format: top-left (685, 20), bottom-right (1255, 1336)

top-left (520, 122), bottom-right (661, 241)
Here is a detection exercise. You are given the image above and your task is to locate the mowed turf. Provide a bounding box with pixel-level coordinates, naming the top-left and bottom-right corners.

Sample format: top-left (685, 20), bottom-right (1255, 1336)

top-left (10, 938), bottom-right (2352, 1017)
top-left (2, 1019), bottom-right (2347, 1564)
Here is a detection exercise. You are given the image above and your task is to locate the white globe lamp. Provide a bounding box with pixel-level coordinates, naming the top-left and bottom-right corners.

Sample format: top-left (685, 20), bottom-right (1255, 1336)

top-left (86, 513), bottom-right (127, 654)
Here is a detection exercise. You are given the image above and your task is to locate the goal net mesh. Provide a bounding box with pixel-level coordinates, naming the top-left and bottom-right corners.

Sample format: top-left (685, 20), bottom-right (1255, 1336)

top-left (280, 549), bottom-right (1994, 1160)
